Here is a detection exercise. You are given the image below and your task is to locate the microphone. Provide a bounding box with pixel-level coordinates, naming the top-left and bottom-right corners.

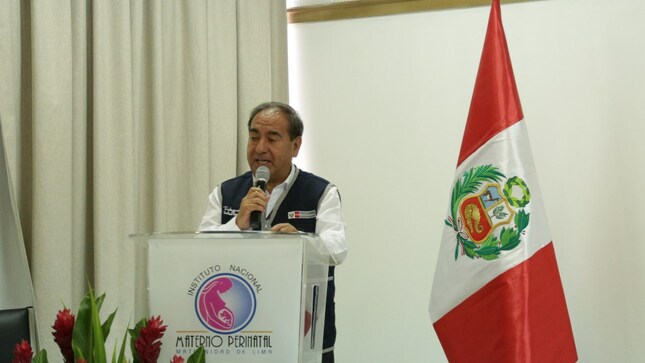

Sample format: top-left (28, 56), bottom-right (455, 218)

top-left (250, 166), bottom-right (270, 230)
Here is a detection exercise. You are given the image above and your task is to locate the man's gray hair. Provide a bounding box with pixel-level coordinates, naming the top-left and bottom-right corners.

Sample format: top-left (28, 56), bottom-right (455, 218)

top-left (248, 102), bottom-right (304, 140)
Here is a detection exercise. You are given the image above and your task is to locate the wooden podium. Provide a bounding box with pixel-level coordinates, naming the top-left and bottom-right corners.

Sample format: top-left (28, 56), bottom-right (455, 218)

top-left (133, 232), bottom-right (329, 363)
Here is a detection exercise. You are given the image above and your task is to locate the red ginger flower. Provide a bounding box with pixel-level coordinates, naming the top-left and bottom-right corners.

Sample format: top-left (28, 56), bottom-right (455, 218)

top-left (170, 355), bottom-right (185, 363)
top-left (52, 307), bottom-right (76, 363)
top-left (135, 315), bottom-right (168, 363)
top-left (12, 340), bottom-right (33, 363)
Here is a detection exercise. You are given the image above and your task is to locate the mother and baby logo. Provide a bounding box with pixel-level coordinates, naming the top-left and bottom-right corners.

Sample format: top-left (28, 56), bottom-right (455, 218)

top-left (195, 273), bottom-right (257, 334)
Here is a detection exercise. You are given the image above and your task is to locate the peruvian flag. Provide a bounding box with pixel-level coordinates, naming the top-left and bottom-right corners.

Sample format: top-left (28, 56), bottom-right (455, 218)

top-left (429, 1), bottom-right (578, 362)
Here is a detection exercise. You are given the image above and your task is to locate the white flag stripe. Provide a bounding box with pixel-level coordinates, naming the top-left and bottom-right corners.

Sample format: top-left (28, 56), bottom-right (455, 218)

top-left (430, 120), bottom-right (551, 321)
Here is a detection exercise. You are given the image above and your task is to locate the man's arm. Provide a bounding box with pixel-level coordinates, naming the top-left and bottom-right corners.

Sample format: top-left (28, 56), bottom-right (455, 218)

top-left (198, 187), bottom-right (242, 231)
top-left (315, 186), bottom-right (347, 265)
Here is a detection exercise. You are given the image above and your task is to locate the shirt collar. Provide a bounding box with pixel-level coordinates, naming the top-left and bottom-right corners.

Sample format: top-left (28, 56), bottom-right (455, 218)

top-left (279, 164), bottom-right (298, 190)
top-left (252, 164), bottom-right (298, 191)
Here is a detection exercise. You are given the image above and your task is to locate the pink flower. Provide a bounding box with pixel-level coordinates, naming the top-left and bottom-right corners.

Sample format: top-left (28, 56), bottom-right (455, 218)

top-left (77, 359), bottom-right (88, 363)
top-left (52, 308), bottom-right (76, 363)
top-left (11, 340), bottom-right (33, 363)
top-left (134, 315), bottom-right (168, 363)
top-left (170, 355), bottom-right (185, 363)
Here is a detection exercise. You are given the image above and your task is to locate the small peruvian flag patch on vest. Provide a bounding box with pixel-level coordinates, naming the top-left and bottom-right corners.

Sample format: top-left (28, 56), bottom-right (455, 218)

top-left (288, 210), bottom-right (316, 219)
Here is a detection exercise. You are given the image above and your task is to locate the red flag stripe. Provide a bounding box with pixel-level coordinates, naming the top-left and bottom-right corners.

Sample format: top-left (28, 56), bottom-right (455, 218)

top-left (457, 0), bottom-right (523, 166)
top-left (433, 243), bottom-right (577, 363)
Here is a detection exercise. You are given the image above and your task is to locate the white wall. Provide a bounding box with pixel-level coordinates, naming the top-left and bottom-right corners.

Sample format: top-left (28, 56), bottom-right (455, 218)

top-left (288, 0), bottom-right (645, 361)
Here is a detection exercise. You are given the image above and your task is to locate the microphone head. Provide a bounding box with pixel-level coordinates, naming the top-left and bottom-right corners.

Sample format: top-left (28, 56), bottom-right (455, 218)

top-left (255, 166), bottom-right (270, 183)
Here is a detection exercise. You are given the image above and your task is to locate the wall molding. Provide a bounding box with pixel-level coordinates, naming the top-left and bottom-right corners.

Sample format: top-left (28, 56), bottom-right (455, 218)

top-left (288, 0), bottom-right (542, 23)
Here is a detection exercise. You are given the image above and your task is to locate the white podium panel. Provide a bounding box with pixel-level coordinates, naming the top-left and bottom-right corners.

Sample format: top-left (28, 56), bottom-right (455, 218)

top-left (139, 232), bottom-right (328, 363)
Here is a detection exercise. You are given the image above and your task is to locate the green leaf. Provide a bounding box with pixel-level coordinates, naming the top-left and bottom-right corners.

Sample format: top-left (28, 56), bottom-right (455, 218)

top-left (102, 308), bottom-right (118, 341)
top-left (454, 241), bottom-right (459, 260)
top-left (95, 292), bottom-right (106, 311)
top-left (129, 317), bottom-right (147, 363)
top-left (116, 326), bottom-right (130, 363)
top-left (499, 226), bottom-right (521, 250)
top-left (89, 288), bottom-right (108, 363)
top-left (33, 349), bottom-right (48, 363)
top-left (73, 290), bottom-right (95, 362)
top-left (499, 227), bottom-right (515, 246)
top-left (501, 236), bottom-right (521, 251)
top-left (481, 253), bottom-right (499, 261)
top-left (444, 218), bottom-right (453, 228)
top-left (476, 246), bottom-right (499, 256)
top-left (481, 234), bottom-right (497, 248)
top-left (111, 342), bottom-right (117, 363)
top-left (461, 165), bottom-right (505, 193)
top-left (492, 205), bottom-right (508, 219)
top-left (73, 346), bottom-right (86, 363)
top-left (462, 239), bottom-right (478, 249)
top-left (187, 346), bottom-right (206, 363)
top-left (515, 209), bottom-right (530, 231)
top-left (73, 286), bottom-right (117, 363)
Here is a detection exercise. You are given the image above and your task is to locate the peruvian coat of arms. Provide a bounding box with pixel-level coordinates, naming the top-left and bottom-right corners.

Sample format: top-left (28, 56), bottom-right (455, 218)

top-left (445, 165), bottom-right (531, 261)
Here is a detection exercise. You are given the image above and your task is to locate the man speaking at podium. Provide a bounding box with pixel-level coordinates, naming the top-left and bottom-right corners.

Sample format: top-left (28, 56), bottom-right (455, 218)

top-left (199, 101), bottom-right (347, 362)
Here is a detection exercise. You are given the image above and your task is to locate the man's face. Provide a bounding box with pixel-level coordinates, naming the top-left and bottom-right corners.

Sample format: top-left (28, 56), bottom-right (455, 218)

top-left (247, 109), bottom-right (301, 187)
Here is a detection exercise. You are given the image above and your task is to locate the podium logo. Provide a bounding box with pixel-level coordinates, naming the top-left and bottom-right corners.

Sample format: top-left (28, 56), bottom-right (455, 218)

top-left (195, 273), bottom-right (257, 334)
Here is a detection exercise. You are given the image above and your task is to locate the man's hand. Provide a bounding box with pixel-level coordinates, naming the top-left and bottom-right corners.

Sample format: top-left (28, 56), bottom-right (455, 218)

top-left (271, 223), bottom-right (298, 233)
top-left (236, 187), bottom-right (268, 230)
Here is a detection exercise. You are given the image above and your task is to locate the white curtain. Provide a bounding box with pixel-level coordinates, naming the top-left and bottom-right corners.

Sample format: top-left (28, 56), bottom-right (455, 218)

top-left (0, 0), bottom-right (288, 358)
